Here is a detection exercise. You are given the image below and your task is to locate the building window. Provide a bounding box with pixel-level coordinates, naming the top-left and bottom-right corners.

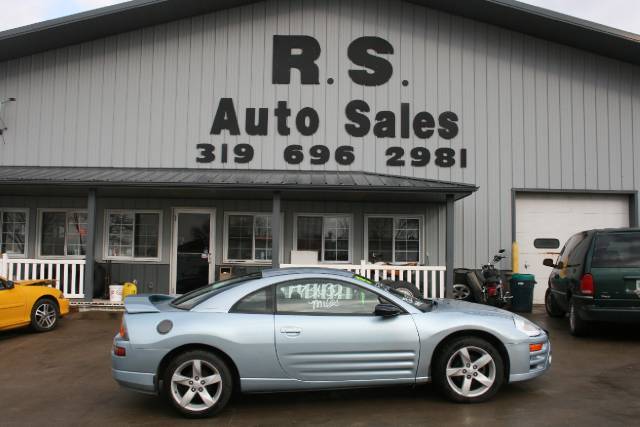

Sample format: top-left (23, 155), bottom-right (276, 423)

top-left (295, 215), bottom-right (351, 262)
top-left (367, 216), bottom-right (422, 263)
top-left (225, 214), bottom-right (272, 262)
top-left (105, 211), bottom-right (161, 260)
top-left (39, 210), bottom-right (88, 257)
top-left (0, 209), bottom-right (28, 256)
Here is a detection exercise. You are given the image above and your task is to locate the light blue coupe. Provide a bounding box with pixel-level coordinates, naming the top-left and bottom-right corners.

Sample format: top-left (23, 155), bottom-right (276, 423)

top-left (111, 268), bottom-right (551, 417)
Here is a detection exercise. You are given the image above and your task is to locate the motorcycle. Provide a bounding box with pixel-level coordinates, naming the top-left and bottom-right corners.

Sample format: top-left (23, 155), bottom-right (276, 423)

top-left (453, 249), bottom-right (512, 307)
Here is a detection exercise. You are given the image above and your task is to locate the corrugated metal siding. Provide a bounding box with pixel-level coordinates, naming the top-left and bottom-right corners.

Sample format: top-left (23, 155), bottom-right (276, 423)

top-left (1, 0), bottom-right (639, 267)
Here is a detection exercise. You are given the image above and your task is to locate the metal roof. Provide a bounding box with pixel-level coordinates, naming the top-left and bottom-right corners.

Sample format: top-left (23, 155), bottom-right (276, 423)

top-left (0, 0), bottom-right (639, 65)
top-left (0, 166), bottom-right (477, 202)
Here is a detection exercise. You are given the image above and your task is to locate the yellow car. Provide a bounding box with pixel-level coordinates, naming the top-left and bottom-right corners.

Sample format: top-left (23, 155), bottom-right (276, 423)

top-left (0, 276), bottom-right (70, 332)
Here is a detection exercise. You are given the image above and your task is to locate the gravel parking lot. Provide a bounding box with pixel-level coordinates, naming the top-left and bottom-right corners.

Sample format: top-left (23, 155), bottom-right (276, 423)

top-left (1, 307), bottom-right (639, 427)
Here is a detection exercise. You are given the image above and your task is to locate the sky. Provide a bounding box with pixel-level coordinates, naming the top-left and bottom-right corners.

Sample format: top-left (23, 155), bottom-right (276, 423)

top-left (0, 0), bottom-right (639, 35)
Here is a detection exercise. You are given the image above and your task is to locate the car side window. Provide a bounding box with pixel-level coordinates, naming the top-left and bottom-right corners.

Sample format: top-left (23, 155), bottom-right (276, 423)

top-left (276, 278), bottom-right (387, 315)
top-left (230, 287), bottom-right (274, 314)
top-left (558, 234), bottom-right (583, 267)
top-left (568, 233), bottom-right (591, 267)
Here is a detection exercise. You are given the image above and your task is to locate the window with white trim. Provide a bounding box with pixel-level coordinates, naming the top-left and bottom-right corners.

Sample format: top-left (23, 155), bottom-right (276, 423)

top-left (225, 214), bottom-right (272, 262)
top-left (40, 210), bottom-right (88, 257)
top-left (367, 216), bottom-right (421, 263)
top-left (0, 209), bottom-right (28, 256)
top-left (296, 215), bottom-right (351, 262)
top-left (105, 211), bottom-right (161, 260)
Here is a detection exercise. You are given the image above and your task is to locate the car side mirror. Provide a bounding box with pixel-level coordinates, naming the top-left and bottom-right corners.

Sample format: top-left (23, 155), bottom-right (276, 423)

top-left (374, 303), bottom-right (402, 317)
top-left (542, 258), bottom-right (556, 268)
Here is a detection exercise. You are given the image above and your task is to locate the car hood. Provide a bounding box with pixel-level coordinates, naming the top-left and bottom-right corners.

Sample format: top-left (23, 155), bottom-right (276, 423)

top-left (430, 298), bottom-right (514, 320)
top-left (15, 279), bottom-right (56, 287)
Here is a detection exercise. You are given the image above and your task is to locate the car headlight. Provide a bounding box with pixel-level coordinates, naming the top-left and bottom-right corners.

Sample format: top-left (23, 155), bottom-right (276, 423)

top-left (513, 316), bottom-right (542, 337)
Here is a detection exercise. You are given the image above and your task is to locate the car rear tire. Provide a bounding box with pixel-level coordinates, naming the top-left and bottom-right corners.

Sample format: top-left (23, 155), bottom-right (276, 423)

top-left (163, 350), bottom-right (233, 418)
top-left (545, 289), bottom-right (566, 318)
top-left (433, 336), bottom-right (505, 403)
top-left (569, 300), bottom-right (590, 337)
top-left (30, 298), bottom-right (59, 332)
top-left (380, 280), bottom-right (422, 299)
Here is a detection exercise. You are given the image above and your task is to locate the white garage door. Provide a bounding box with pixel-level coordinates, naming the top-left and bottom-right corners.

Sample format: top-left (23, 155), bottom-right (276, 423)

top-left (516, 193), bottom-right (630, 304)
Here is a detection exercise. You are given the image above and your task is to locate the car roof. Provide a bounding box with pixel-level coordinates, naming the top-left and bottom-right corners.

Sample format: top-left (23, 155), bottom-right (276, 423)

top-left (260, 267), bottom-right (356, 279)
top-left (577, 227), bottom-right (640, 235)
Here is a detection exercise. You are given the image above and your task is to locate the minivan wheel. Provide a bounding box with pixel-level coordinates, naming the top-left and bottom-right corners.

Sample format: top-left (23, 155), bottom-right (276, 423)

top-left (163, 350), bottom-right (233, 418)
top-left (545, 289), bottom-right (566, 318)
top-left (569, 300), bottom-right (589, 337)
top-left (433, 336), bottom-right (504, 403)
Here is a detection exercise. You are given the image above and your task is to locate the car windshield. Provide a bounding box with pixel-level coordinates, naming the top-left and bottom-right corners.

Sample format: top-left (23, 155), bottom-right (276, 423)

top-left (368, 279), bottom-right (433, 313)
top-left (171, 273), bottom-right (261, 310)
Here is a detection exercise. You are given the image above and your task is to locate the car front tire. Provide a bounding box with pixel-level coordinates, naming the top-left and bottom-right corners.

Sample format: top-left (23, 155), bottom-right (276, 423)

top-left (163, 350), bottom-right (233, 418)
top-left (433, 336), bottom-right (505, 403)
top-left (569, 299), bottom-right (589, 337)
top-left (545, 288), bottom-right (566, 318)
top-left (30, 298), bottom-right (59, 332)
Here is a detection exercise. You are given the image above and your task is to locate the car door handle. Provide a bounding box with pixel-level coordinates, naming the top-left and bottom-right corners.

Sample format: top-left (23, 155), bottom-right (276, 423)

top-left (280, 327), bottom-right (302, 336)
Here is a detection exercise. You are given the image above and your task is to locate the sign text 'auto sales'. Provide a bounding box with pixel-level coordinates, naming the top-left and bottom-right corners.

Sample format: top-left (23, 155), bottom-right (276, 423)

top-left (196, 36), bottom-right (466, 168)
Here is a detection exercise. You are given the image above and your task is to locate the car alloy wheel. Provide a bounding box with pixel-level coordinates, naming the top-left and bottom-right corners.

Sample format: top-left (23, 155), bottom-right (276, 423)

top-left (445, 346), bottom-right (496, 398)
top-left (452, 284), bottom-right (472, 300)
top-left (170, 359), bottom-right (223, 412)
top-left (34, 301), bottom-right (57, 330)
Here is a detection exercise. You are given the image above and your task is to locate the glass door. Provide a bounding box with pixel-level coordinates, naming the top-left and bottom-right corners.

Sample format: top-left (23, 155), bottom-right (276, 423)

top-left (172, 209), bottom-right (215, 294)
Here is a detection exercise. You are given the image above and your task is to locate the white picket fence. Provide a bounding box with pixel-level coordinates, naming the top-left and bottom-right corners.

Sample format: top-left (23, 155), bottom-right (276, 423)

top-left (281, 262), bottom-right (446, 298)
top-left (0, 254), bottom-right (86, 298)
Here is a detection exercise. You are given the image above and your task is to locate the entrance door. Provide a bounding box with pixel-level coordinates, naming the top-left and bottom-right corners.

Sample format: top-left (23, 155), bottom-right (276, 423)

top-left (516, 193), bottom-right (629, 304)
top-left (171, 209), bottom-right (216, 294)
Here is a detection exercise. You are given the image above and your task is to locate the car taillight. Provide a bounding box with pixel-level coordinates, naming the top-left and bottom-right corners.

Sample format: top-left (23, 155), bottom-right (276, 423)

top-left (113, 345), bottom-right (126, 357)
top-left (580, 273), bottom-right (595, 296)
top-left (119, 317), bottom-right (129, 340)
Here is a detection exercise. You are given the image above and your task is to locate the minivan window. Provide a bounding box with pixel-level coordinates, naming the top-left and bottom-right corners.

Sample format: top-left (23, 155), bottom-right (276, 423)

top-left (592, 233), bottom-right (640, 268)
top-left (558, 232), bottom-right (588, 267)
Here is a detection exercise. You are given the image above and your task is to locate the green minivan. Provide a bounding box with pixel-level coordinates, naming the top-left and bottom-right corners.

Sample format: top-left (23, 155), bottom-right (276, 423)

top-left (543, 228), bottom-right (640, 336)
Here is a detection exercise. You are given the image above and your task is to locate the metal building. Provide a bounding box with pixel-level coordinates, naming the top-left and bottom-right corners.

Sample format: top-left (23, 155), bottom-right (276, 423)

top-left (0, 0), bottom-right (638, 303)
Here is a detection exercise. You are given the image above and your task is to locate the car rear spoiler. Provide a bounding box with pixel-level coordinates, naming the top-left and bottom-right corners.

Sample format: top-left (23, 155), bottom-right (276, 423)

top-left (123, 295), bottom-right (174, 313)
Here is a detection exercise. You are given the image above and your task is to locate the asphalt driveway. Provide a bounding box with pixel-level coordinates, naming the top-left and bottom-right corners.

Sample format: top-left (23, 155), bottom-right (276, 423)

top-left (1, 307), bottom-right (639, 426)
